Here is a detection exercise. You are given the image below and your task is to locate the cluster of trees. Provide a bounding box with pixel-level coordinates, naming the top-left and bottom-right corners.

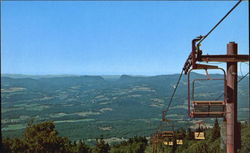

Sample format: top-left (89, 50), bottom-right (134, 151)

top-left (1, 120), bottom-right (249, 153)
top-left (1, 121), bottom-right (147, 153)
top-left (110, 136), bottom-right (147, 153)
top-left (2, 121), bottom-right (90, 153)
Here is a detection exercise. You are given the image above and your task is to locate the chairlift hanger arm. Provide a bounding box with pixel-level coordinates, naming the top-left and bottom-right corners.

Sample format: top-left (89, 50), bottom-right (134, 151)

top-left (183, 38), bottom-right (250, 74)
top-left (183, 36), bottom-right (203, 74)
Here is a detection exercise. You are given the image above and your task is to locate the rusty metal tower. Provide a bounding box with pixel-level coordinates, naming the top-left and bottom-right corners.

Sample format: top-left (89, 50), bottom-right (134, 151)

top-left (183, 37), bottom-right (249, 152)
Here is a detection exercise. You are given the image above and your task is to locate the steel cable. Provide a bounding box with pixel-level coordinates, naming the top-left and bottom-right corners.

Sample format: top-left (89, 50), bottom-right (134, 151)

top-left (162, 70), bottom-right (184, 118)
top-left (215, 71), bottom-right (249, 100)
top-left (197, 0), bottom-right (242, 45)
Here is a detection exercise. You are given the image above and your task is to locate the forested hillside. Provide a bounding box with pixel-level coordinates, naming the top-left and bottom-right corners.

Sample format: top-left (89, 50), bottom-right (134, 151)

top-left (1, 74), bottom-right (249, 143)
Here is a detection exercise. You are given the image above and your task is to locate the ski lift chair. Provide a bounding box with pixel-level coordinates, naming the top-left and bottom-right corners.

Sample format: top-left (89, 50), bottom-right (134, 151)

top-left (194, 121), bottom-right (206, 140)
top-left (163, 136), bottom-right (174, 146)
top-left (176, 133), bottom-right (184, 145)
top-left (157, 118), bottom-right (175, 146)
top-left (163, 140), bottom-right (174, 146)
top-left (194, 132), bottom-right (205, 140)
top-left (188, 68), bottom-right (226, 118)
top-left (176, 139), bottom-right (183, 145)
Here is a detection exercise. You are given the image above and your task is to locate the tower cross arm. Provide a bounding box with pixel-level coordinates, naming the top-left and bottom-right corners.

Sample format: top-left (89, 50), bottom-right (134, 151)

top-left (198, 54), bottom-right (249, 62)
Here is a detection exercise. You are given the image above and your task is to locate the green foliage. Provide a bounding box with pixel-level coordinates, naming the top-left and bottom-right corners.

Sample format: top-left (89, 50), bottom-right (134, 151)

top-left (110, 136), bottom-right (148, 153)
top-left (208, 139), bottom-right (223, 153)
top-left (93, 137), bottom-right (110, 153)
top-left (171, 137), bottom-right (177, 153)
top-left (187, 128), bottom-right (193, 140)
top-left (2, 121), bottom-right (89, 153)
top-left (177, 128), bottom-right (186, 138)
top-left (186, 141), bottom-right (209, 153)
top-left (23, 121), bottom-right (70, 153)
top-left (77, 140), bottom-right (91, 153)
top-left (240, 122), bottom-right (250, 153)
top-left (2, 138), bottom-right (28, 153)
top-left (2, 120), bottom-right (250, 153)
top-left (211, 118), bottom-right (220, 141)
top-left (2, 121), bottom-right (150, 153)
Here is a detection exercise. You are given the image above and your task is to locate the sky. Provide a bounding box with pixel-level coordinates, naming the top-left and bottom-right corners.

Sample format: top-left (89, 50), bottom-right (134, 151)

top-left (1, 1), bottom-right (249, 75)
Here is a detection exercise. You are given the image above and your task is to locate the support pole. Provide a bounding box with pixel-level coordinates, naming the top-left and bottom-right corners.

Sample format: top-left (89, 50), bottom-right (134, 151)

top-left (226, 42), bottom-right (238, 153)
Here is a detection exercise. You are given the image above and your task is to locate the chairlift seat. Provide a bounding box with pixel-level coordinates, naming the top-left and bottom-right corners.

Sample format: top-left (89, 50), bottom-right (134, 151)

top-left (191, 101), bottom-right (225, 118)
top-left (194, 132), bottom-right (205, 140)
top-left (176, 139), bottom-right (183, 145)
top-left (163, 141), bottom-right (173, 146)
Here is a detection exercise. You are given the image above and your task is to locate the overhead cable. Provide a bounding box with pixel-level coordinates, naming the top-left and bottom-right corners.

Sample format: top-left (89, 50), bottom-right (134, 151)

top-left (197, 0), bottom-right (242, 45)
top-left (162, 70), bottom-right (184, 117)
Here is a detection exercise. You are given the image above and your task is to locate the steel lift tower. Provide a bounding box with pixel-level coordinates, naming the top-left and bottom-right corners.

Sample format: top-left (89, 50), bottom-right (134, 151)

top-left (183, 36), bottom-right (249, 153)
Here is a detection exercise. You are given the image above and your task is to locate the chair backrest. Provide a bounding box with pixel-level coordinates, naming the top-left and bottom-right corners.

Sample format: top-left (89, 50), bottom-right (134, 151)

top-left (194, 132), bottom-right (205, 140)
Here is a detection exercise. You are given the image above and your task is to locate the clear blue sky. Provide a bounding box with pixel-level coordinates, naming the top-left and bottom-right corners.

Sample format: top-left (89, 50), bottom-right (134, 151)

top-left (1, 1), bottom-right (249, 75)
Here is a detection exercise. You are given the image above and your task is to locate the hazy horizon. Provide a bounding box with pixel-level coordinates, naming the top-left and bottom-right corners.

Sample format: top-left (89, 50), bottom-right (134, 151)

top-left (2, 71), bottom-right (241, 77)
top-left (1, 73), bottom-right (181, 76)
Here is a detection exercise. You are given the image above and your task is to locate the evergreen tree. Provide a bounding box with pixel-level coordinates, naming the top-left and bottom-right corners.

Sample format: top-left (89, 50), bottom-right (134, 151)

top-left (178, 128), bottom-right (186, 138)
top-left (187, 141), bottom-right (209, 153)
top-left (2, 121), bottom-right (73, 153)
top-left (211, 118), bottom-right (221, 141)
top-left (77, 140), bottom-right (91, 153)
top-left (23, 121), bottom-right (70, 153)
top-left (2, 138), bottom-right (28, 153)
top-left (171, 137), bottom-right (177, 153)
top-left (94, 137), bottom-right (110, 153)
top-left (187, 128), bottom-right (193, 140)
